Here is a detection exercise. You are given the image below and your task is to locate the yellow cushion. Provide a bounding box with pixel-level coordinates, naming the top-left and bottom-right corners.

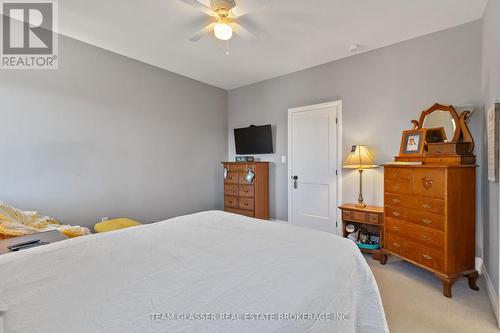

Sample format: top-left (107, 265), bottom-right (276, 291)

top-left (94, 218), bottom-right (142, 233)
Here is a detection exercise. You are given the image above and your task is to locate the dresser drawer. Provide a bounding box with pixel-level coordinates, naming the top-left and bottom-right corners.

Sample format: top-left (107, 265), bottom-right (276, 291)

top-left (239, 185), bottom-right (254, 197)
top-left (385, 193), bottom-right (445, 215)
top-left (385, 232), bottom-right (406, 255)
top-left (385, 206), bottom-right (408, 221)
top-left (413, 196), bottom-right (445, 215)
top-left (228, 164), bottom-right (247, 172)
top-left (385, 180), bottom-right (410, 195)
top-left (342, 210), bottom-right (368, 222)
top-left (224, 196), bottom-right (239, 208)
top-left (385, 193), bottom-right (413, 208)
top-left (411, 168), bottom-right (445, 199)
top-left (224, 172), bottom-right (238, 184)
top-left (238, 172), bottom-right (255, 185)
top-left (385, 167), bottom-right (411, 182)
top-left (385, 233), bottom-right (444, 272)
top-left (239, 198), bottom-right (254, 211)
top-left (224, 207), bottom-right (254, 217)
top-left (412, 242), bottom-right (445, 272)
top-left (385, 206), bottom-right (444, 231)
top-left (224, 185), bottom-right (238, 196)
top-left (409, 210), bottom-right (445, 231)
top-left (386, 217), bottom-right (444, 250)
top-left (368, 213), bottom-right (381, 224)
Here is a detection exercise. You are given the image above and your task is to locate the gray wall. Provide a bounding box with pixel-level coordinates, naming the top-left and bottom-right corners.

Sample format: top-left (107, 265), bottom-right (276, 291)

top-left (228, 21), bottom-right (483, 255)
top-left (0, 34), bottom-right (228, 228)
top-left (481, 0), bottom-right (500, 292)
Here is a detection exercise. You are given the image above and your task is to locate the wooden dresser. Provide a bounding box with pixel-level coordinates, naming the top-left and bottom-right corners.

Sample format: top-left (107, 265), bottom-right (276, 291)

top-left (384, 164), bottom-right (478, 297)
top-left (382, 103), bottom-right (479, 297)
top-left (222, 162), bottom-right (269, 220)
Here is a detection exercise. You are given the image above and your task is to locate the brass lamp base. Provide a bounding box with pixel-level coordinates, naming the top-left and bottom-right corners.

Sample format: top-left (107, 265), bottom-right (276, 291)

top-left (356, 169), bottom-right (366, 209)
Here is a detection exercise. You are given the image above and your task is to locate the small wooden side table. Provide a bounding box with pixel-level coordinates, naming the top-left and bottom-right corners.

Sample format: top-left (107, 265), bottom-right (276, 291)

top-left (339, 203), bottom-right (387, 264)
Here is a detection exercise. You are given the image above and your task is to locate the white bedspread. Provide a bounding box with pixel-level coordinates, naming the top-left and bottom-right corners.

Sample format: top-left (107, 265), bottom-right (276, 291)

top-left (0, 211), bottom-right (388, 333)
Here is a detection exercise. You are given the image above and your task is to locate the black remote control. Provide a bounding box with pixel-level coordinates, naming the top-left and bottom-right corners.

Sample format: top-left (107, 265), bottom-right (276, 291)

top-left (7, 239), bottom-right (41, 251)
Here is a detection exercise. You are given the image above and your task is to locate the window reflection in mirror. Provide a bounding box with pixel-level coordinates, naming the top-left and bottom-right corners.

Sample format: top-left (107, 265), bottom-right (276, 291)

top-left (422, 111), bottom-right (456, 142)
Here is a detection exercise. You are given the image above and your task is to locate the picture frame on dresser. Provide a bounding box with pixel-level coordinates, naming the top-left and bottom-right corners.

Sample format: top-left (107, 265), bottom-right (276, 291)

top-left (399, 129), bottom-right (427, 157)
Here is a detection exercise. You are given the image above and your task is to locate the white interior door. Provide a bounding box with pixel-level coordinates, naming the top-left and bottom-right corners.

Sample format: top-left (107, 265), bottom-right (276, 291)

top-left (288, 101), bottom-right (340, 233)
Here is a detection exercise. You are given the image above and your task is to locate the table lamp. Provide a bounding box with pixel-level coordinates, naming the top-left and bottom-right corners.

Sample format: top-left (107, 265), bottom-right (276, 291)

top-left (343, 145), bottom-right (378, 208)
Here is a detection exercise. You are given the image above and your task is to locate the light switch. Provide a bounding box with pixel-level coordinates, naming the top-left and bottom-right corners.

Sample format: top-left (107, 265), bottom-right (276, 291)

top-left (281, 155), bottom-right (286, 164)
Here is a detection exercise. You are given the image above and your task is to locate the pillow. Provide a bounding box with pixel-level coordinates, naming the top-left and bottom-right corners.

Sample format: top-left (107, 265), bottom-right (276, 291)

top-left (0, 202), bottom-right (90, 239)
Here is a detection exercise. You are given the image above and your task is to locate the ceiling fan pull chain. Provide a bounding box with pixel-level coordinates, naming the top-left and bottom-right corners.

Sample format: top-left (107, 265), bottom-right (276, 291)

top-left (226, 41), bottom-right (230, 56)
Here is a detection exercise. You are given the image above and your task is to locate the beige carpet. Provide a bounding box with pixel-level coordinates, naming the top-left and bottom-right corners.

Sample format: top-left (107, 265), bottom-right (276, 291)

top-left (366, 255), bottom-right (499, 333)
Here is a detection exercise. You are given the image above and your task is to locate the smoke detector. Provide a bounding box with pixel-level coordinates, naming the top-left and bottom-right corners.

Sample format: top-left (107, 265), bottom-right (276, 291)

top-left (349, 44), bottom-right (361, 52)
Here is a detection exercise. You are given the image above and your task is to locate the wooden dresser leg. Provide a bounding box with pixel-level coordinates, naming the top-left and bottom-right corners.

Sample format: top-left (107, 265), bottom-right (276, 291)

top-left (441, 278), bottom-right (454, 298)
top-left (466, 271), bottom-right (480, 291)
top-left (379, 253), bottom-right (388, 265)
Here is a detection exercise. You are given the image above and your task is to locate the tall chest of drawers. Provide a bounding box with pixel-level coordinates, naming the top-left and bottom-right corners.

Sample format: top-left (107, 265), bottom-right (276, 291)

top-left (222, 162), bottom-right (269, 220)
top-left (383, 165), bottom-right (478, 297)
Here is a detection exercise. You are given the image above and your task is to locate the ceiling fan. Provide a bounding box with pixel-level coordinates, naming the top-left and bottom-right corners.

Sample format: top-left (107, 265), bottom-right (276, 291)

top-left (180, 0), bottom-right (268, 42)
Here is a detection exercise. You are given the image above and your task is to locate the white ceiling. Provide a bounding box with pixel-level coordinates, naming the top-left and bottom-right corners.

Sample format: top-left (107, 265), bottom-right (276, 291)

top-left (58, 0), bottom-right (488, 90)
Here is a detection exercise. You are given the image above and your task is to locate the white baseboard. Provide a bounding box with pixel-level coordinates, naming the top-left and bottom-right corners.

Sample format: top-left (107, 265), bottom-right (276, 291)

top-left (270, 218), bottom-right (288, 223)
top-left (476, 257), bottom-right (483, 274)
top-left (482, 265), bottom-right (499, 326)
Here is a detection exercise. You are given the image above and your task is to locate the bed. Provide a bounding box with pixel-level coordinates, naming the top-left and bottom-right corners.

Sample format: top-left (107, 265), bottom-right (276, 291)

top-left (0, 210), bottom-right (388, 333)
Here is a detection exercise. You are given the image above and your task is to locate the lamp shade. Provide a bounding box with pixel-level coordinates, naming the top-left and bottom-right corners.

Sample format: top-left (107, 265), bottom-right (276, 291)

top-left (343, 145), bottom-right (378, 169)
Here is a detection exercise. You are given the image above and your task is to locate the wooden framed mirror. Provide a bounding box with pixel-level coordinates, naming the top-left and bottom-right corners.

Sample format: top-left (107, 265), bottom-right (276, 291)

top-left (410, 103), bottom-right (474, 154)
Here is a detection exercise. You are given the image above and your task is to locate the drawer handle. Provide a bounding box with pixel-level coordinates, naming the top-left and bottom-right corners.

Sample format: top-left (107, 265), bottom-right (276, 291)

top-left (422, 254), bottom-right (433, 260)
top-left (392, 198), bottom-right (401, 204)
top-left (392, 242), bottom-right (401, 248)
top-left (392, 226), bottom-right (401, 231)
top-left (421, 177), bottom-right (434, 189)
top-left (243, 202), bottom-right (248, 206)
top-left (422, 204), bottom-right (433, 209)
top-left (227, 176), bottom-right (232, 180)
top-left (244, 189), bottom-right (249, 193)
top-left (392, 211), bottom-right (401, 217)
top-left (392, 184), bottom-right (401, 190)
top-left (421, 219), bottom-right (432, 225)
top-left (422, 235), bottom-right (433, 241)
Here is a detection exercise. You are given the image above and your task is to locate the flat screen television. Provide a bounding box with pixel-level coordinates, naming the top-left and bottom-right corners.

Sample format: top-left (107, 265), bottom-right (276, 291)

top-left (234, 125), bottom-right (273, 154)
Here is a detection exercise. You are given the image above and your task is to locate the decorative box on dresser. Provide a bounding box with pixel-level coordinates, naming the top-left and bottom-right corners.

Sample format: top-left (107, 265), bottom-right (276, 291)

top-left (383, 103), bottom-right (479, 298)
top-left (222, 162), bottom-right (269, 220)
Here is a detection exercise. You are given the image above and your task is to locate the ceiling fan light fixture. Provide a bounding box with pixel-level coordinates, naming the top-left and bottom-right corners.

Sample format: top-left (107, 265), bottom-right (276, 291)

top-left (214, 21), bottom-right (233, 40)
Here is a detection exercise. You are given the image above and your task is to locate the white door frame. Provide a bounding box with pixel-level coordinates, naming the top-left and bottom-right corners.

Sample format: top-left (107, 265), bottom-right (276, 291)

top-left (287, 100), bottom-right (343, 235)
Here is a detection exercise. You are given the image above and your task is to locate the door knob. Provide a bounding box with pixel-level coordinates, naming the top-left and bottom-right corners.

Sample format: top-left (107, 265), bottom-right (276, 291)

top-left (292, 175), bottom-right (298, 189)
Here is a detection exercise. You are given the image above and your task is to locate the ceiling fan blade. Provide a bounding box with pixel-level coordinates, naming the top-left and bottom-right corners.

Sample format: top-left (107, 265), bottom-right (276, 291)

top-left (234, 15), bottom-right (261, 36)
top-left (189, 23), bottom-right (216, 42)
top-left (230, 0), bottom-right (270, 18)
top-left (231, 22), bottom-right (253, 39)
top-left (180, 0), bottom-right (216, 16)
